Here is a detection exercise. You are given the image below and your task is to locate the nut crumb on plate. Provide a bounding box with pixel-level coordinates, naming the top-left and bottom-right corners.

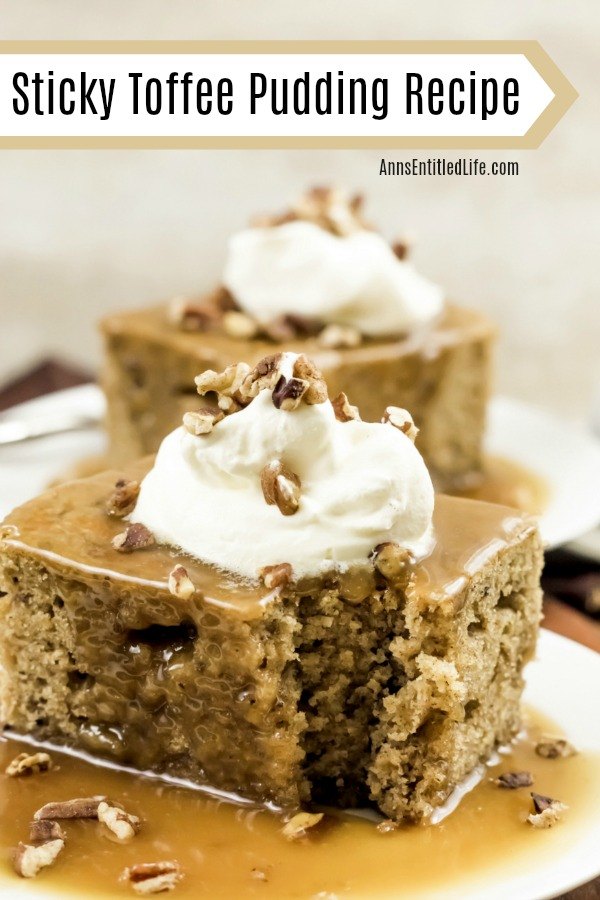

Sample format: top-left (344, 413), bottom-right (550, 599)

top-left (534, 737), bottom-right (577, 759)
top-left (121, 860), bottom-right (183, 894)
top-left (12, 838), bottom-right (65, 878)
top-left (29, 820), bottom-right (66, 843)
top-left (34, 795), bottom-right (107, 821)
top-left (495, 771), bottom-right (534, 789)
top-left (282, 811), bottom-right (324, 840)
top-left (527, 792), bottom-right (568, 828)
top-left (97, 800), bottom-right (140, 840)
top-left (5, 751), bottom-right (53, 777)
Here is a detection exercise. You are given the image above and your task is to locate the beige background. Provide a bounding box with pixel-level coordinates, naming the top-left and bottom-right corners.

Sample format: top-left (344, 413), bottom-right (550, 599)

top-left (0, 1), bottom-right (598, 420)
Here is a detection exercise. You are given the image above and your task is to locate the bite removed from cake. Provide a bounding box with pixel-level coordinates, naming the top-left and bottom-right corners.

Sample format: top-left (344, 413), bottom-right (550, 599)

top-left (0, 353), bottom-right (541, 822)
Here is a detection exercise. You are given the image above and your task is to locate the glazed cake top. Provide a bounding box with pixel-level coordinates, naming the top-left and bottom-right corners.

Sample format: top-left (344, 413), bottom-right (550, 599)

top-left (2, 461), bottom-right (536, 621)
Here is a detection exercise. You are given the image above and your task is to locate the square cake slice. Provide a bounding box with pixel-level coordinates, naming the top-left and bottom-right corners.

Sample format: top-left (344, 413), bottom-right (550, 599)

top-left (0, 467), bottom-right (541, 821)
top-left (101, 302), bottom-right (494, 490)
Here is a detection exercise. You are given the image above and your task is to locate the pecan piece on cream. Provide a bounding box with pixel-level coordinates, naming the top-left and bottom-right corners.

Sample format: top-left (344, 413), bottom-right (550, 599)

top-left (495, 771), bottom-right (534, 789)
top-left (292, 355), bottom-right (328, 405)
top-left (372, 542), bottom-right (412, 588)
top-left (182, 408), bottom-right (224, 436)
top-left (34, 796), bottom-right (107, 821)
top-left (97, 800), bottom-right (140, 841)
top-left (281, 811), bottom-right (324, 841)
top-left (527, 792), bottom-right (568, 828)
top-left (121, 860), bottom-right (183, 895)
top-left (272, 375), bottom-right (309, 411)
top-left (167, 565), bottom-right (195, 600)
top-left (261, 460), bottom-right (301, 516)
top-left (29, 820), bottom-right (66, 843)
top-left (168, 296), bottom-right (220, 332)
top-left (392, 239), bottom-right (410, 260)
top-left (534, 737), bottom-right (577, 759)
top-left (12, 839), bottom-right (64, 878)
top-left (112, 524), bottom-right (155, 553)
top-left (239, 354), bottom-right (283, 400)
top-left (5, 751), bottom-right (53, 778)
top-left (106, 479), bottom-right (140, 518)
top-left (318, 323), bottom-right (362, 350)
top-left (293, 186), bottom-right (366, 236)
top-left (259, 563), bottom-right (293, 590)
top-left (331, 392), bottom-right (361, 423)
top-left (262, 315), bottom-right (298, 344)
top-left (382, 406), bottom-right (419, 443)
top-left (222, 310), bottom-right (259, 340)
top-left (264, 313), bottom-right (323, 343)
top-left (194, 362), bottom-right (251, 402)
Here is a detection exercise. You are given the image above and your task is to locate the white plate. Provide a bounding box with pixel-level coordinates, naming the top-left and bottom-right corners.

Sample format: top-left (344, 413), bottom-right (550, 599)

top-left (1, 629), bottom-right (599, 900)
top-left (1, 387), bottom-right (600, 549)
top-left (0, 385), bottom-right (106, 520)
top-left (485, 396), bottom-right (600, 550)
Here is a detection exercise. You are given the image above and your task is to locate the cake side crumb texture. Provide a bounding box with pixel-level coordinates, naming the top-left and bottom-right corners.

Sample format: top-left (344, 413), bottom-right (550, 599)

top-left (0, 471), bottom-right (541, 821)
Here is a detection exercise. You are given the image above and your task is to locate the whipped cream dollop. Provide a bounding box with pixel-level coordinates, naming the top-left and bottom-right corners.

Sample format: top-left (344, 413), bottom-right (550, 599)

top-left (132, 354), bottom-right (434, 581)
top-left (223, 220), bottom-right (444, 337)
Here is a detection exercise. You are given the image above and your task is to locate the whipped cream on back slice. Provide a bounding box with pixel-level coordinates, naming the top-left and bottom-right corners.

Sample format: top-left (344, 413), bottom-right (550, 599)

top-left (132, 353), bottom-right (435, 581)
top-left (223, 219), bottom-right (444, 337)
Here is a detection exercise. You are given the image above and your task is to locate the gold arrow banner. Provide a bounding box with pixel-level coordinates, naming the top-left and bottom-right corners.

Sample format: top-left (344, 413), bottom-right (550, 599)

top-left (0, 40), bottom-right (578, 149)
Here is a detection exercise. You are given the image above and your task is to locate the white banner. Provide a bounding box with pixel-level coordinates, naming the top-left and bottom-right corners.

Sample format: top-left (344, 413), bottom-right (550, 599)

top-left (0, 43), bottom-right (576, 147)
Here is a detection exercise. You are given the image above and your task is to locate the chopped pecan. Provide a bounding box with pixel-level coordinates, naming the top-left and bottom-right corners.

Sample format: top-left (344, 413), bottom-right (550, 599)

top-left (182, 408), bottom-right (224, 436)
top-left (282, 811), bottom-right (324, 840)
top-left (262, 315), bottom-right (298, 344)
top-left (214, 286), bottom-right (239, 312)
top-left (495, 771), bottom-right (534, 789)
top-left (292, 355), bottom-right (328, 405)
top-left (272, 375), bottom-right (309, 411)
top-left (112, 524), bottom-right (155, 553)
top-left (382, 407), bottom-right (419, 442)
top-left (392, 240), bottom-right (410, 260)
top-left (534, 737), bottom-right (577, 759)
top-left (251, 867), bottom-right (269, 881)
top-left (331, 392), bottom-right (361, 422)
top-left (263, 313), bottom-right (323, 343)
top-left (121, 860), bottom-right (183, 895)
top-left (292, 186), bottom-right (366, 236)
top-left (239, 354), bottom-right (283, 400)
top-left (527, 792), bottom-right (568, 828)
top-left (12, 839), bottom-right (64, 878)
top-left (167, 565), bottom-right (195, 600)
top-left (168, 296), bottom-right (220, 332)
top-left (97, 800), bottom-right (140, 840)
top-left (34, 796), bottom-right (107, 821)
top-left (5, 751), bottom-right (53, 777)
top-left (106, 479), bottom-right (140, 518)
top-left (222, 310), bottom-right (259, 340)
top-left (259, 563), bottom-right (293, 590)
top-left (29, 820), bottom-right (65, 843)
top-left (282, 313), bottom-right (324, 337)
top-left (195, 362), bottom-right (251, 402)
top-left (318, 323), bottom-right (362, 350)
top-left (372, 542), bottom-right (412, 588)
top-left (261, 460), bottom-right (301, 516)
